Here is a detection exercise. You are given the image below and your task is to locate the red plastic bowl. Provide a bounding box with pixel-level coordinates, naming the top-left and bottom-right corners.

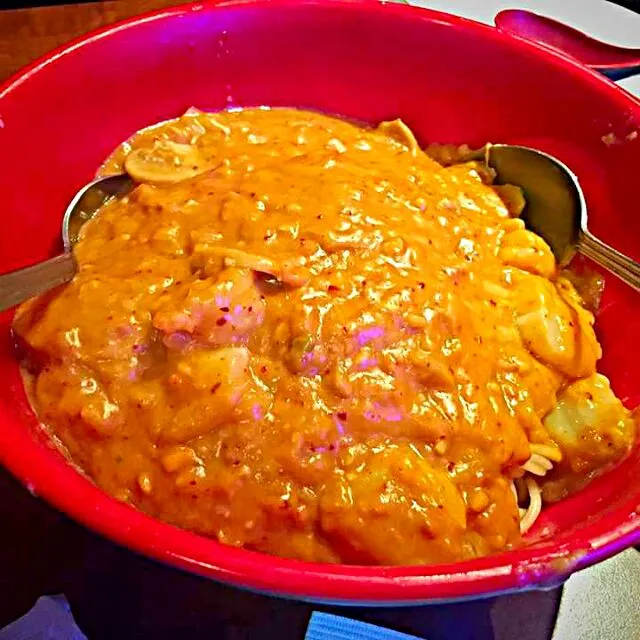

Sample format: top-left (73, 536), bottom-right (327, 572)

top-left (0, 0), bottom-right (639, 605)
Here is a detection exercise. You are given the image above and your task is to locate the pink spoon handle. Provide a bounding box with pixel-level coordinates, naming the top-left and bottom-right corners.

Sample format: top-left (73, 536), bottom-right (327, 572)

top-left (495, 9), bottom-right (640, 80)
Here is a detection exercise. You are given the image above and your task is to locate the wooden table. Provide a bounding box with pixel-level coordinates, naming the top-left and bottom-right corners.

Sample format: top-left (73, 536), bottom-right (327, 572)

top-left (0, 0), bottom-right (186, 81)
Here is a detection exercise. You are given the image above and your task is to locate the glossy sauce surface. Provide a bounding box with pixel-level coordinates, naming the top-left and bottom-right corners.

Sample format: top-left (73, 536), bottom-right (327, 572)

top-left (14, 109), bottom-right (636, 565)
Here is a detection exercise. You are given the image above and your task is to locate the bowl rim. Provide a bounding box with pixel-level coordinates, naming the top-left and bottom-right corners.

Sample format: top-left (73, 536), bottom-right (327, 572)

top-left (1, 0), bottom-right (639, 605)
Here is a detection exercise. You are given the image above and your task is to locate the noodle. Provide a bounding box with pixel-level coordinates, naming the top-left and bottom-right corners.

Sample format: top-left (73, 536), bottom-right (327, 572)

top-left (529, 442), bottom-right (563, 463)
top-left (515, 447), bottom-right (556, 532)
top-left (519, 477), bottom-right (543, 534)
top-left (523, 453), bottom-right (554, 476)
top-left (522, 458), bottom-right (546, 476)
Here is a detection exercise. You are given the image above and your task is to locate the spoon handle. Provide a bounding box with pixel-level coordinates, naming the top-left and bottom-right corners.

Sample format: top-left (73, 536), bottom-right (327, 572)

top-left (0, 253), bottom-right (77, 312)
top-left (495, 9), bottom-right (640, 81)
top-left (578, 231), bottom-right (640, 293)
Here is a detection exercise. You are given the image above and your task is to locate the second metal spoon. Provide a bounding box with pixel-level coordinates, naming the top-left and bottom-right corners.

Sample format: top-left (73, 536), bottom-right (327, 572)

top-left (483, 144), bottom-right (640, 292)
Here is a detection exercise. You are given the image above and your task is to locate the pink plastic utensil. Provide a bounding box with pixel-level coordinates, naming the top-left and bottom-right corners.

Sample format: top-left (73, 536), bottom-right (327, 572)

top-left (495, 9), bottom-right (640, 80)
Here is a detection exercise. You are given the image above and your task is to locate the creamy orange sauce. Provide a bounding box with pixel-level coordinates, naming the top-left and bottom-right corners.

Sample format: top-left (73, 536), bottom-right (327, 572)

top-left (14, 109), bottom-right (636, 565)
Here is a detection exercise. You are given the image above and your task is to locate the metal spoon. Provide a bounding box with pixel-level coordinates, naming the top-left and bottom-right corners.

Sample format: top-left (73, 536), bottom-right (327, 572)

top-left (482, 144), bottom-right (640, 291)
top-left (0, 174), bottom-right (134, 312)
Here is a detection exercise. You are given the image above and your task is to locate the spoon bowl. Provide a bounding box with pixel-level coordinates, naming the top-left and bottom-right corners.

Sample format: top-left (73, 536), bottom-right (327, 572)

top-left (0, 174), bottom-right (134, 312)
top-left (483, 144), bottom-right (640, 291)
top-left (62, 174), bottom-right (135, 251)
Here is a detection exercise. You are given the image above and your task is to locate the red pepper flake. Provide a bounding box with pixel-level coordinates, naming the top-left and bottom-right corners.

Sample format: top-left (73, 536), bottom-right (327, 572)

top-left (216, 317), bottom-right (227, 326)
top-left (248, 306), bottom-right (253, 312)
top-left (337, 411), bottom-right (347, 421)
top-left (261, 365), bottom-right (268, 373)
top-left (210, 382), bottom-right (222, 394)
top-left (219, 306), bottom-right (230, 312)
top-left (328, 285), bottom-right (339, 292)
top-left (418, 282), bottom-right (425, 289)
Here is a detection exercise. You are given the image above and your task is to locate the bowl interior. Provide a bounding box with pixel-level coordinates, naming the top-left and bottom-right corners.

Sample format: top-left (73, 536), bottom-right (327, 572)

top-left (0, 0), bottom-right (639, 603)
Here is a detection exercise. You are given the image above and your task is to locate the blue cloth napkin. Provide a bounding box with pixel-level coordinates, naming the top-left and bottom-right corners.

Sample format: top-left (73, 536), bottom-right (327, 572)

top-left (305, 612), bottom-right (424, 640)
top-left (0, 597), bottom-right (86, 640)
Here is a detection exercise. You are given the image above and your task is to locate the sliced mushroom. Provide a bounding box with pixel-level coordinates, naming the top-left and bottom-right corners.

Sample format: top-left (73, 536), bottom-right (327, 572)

top-left (377, 119), bottom-right (420, 155)
top-left (424, 142), bottom-right (474, 166)
top-left (202, 246), bottom-right (311, 287)
top-left (124, 139), bottom-right (213, 184)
